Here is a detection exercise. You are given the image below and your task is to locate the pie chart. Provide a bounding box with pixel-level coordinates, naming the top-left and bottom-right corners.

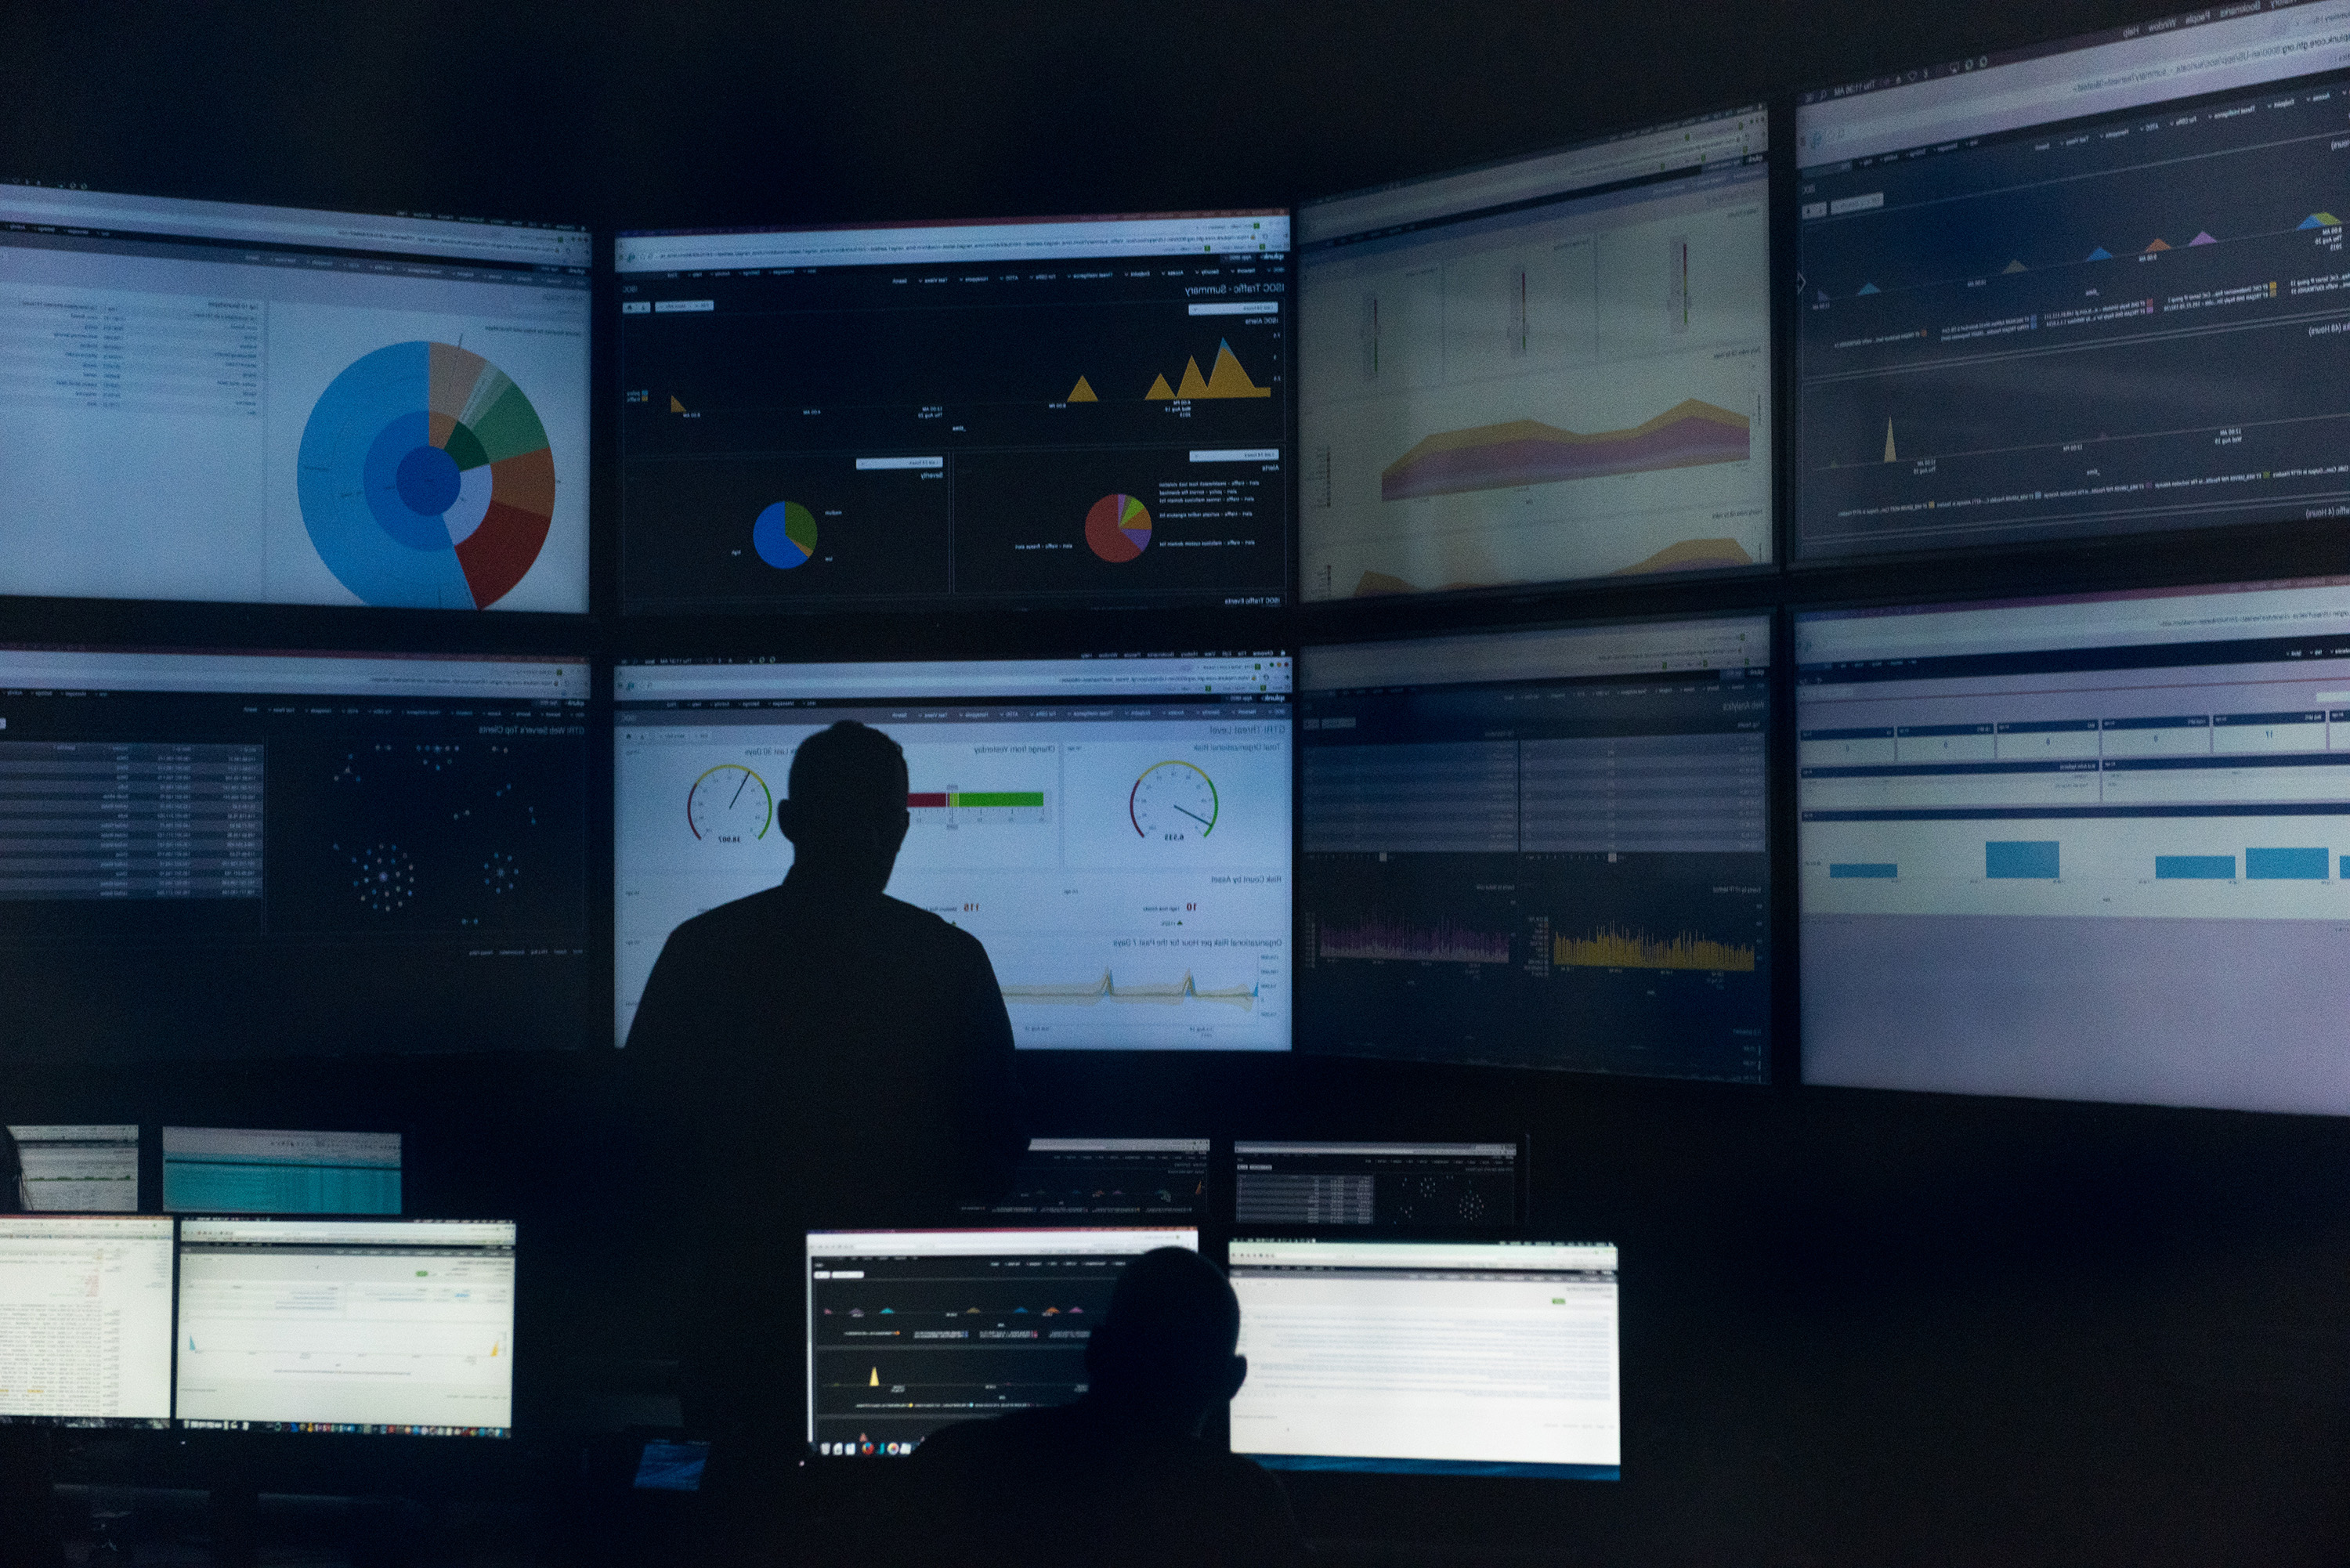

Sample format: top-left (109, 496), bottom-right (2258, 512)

top-left (297, 342), bottom-right (558, 609)
top-left (754, 500), bottom-right (819, 569)
top-left (1084, 493), bottom-right (1152, 563)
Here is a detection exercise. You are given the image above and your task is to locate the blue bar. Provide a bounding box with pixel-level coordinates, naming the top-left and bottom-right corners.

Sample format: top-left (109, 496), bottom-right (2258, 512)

top-left (1987, 840), bottom-right (2059, 879)
top-left (1829, 863), bottom-right (1898, 879)
top-left (2155, 856), bottom-right (2236, 879)
top-left (2246, 847), bottom-right (2329, 880)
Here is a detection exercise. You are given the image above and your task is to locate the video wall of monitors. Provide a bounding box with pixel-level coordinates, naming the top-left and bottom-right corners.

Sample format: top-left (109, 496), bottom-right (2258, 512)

top-left (0, 183), bottom-right (591, 612)
top-left (1794, 6), bottom-right (2350, 559)
top-left (19, 0), bottom-right (2350, 1115)
top-left (1299, 106), bottom-right (1770, 598)
top-left (0, 647), bottom-right (591, 1063)
top-left (613, 213), bottom-right (1290, 615)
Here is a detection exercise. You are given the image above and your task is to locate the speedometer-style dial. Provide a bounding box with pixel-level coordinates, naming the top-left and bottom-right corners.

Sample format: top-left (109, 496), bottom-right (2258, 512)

top-left (688, 764), bottom-right (772, 841)
top-left (1130, 760), bottom-right (1217, 840)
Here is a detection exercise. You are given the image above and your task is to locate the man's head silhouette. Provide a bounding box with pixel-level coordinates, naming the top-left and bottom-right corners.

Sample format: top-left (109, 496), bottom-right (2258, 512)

top-left (1084, 1247), bottom-right (1248, 1436)
top-left (781, 722), bottom-right (910, 898)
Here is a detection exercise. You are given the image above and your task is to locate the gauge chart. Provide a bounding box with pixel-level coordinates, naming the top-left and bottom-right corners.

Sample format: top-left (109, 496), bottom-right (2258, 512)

top-left (687, 764), bottom-right (772, 841)
top-left (1130, 761), bottom-right (1218, 839)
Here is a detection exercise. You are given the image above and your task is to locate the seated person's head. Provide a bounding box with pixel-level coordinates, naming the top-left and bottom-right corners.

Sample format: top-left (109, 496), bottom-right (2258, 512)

top-left (1084, 1247), bottom-right (1247, 1434)
top-left (782, 722), bottom-right (910, 890)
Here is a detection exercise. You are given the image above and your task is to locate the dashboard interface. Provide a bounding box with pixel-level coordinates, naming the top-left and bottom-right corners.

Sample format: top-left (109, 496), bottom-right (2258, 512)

top-left (615, 654), bottom-right (1292, 1050)
top-left (616, 214), bottom-right (1290, 614)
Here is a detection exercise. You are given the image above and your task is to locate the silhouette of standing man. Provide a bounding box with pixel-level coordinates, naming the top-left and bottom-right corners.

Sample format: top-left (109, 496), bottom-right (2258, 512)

top-left (627, 721), bottom-right (1021, 1507)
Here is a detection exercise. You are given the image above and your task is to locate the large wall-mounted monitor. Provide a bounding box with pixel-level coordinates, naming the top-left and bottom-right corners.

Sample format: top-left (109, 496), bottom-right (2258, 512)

top-left (175, 1218), bottom-right (515, 1436)
top-left (1297, 105), bottom-right (1770, 598)
top-left (806, 1227), bottom-right (1198, 1458)
top-left (0, 647), bottom-right (591, 1063)
top-left (0, 183), bottom-right (590, 610)
top-left (613, 654), bottom-right (1292, 1051)
top-left (163, 1128), bottom-right (401, 1216)
top-left (1231, 1141), bottom-right (1520, 1235)
top-left (1794, 6), bottom-right (2350, 561)
top-left (1297, 617), bottom-right (1769, 1080)
top-left (613, 213), bottom-right (1290, 615)
top-left (969, 1138), bottom-right (1211, 1222)
top-left (0, 1215), bottom-right (175, 1428)
top-left (1227, 1239), bottom-right (1620, 1478)
top-left (8, 1125), bottom-right (139, 1212)
top-left (1800, 576), bottom-right (2350, 1113)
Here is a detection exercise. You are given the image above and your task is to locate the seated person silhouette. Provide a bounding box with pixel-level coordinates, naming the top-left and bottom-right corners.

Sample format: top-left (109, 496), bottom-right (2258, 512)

top-left (626, 721), bottom-right (1021, 1519)
top-left (886, 1246), bottom-right (1303, 1568)
top-left (0, 1126), bottom-right (23, 1213)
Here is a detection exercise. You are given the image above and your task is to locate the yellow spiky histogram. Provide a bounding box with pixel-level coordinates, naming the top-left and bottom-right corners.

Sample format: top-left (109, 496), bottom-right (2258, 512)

top-left (1883, 420), bottom-right (1897, 463)
top-left (1068, 375), bottom-right (1098, 402)
top-left (1553, 925), bottom-right (1756, 972)
top-left (1144, 340), bottom-right (1272, 400)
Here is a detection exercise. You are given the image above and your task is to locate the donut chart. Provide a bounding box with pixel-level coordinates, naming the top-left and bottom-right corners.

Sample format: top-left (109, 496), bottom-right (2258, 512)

top-left (298, 342), bottom-right (557, 608)
top-left (1084, 493), bottom-right (1152, 563)
top-left (754, 500), bottom-right (819, 569)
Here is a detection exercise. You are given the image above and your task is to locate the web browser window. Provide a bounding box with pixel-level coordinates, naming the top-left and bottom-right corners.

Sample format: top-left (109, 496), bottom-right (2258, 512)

top-left (1801, 576), bottom-right (2350, 1111)
top-left (0, 1215), bottom-right (174, 1427)
top-left (1227, 1238), bottom-right (1620, 1478)
top-left (0, 183), bottom-right (589, 609)
top-left (614, 654), bottom-right (1292, 1051)
top-left (1795, 2), bottom-right (2350, 558)
top-left (175, 1218), bottom-right (515, 1436)
top-left (1298, 106), bottom-right (1770, 598)
top-left (806, 1227), bottom-right (1198, 1457)
top-left (8, 1126), bottom-right (139, 1212)
top-left (615, 212), bottom-right (1289, 614)
top-left (163, 1128), bottom-right (401, 1215)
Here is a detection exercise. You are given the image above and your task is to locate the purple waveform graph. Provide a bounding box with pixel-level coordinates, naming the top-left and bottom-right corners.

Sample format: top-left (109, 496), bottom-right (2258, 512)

top-left (1318, 916), bottom-right (1512, 965)
top-left (1380, 398), bottom-right (1752, 502)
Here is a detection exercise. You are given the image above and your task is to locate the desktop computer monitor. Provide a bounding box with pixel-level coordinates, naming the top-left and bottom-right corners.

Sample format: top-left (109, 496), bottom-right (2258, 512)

top-left (1227, 1238), bottom-right (1619, 1478)
top-left (1297, 104), bottom-right (1770, 598)
top-left (0, 182), bottom-right (590, 610)
top-left (163, 1129), bottom-right (401, 1215)
top-left (613, 211), bottom-right (1290, 615)
top-left (1298, 616), bottom-right (1769, 1078)
top-left (8, 1126), bottom-right (139, 1211)
top-left (175, 1218), bottom-right (515, 1436)
top-left (613, 652), bottom-right (1292, 1051)
top-left (1794, 5), bottom-right (2350, 560)
top-left (1799, 575), bottom-right (2350, 1114)
top-left (967, 1139), bottom-right (1212, 1222)
top-left (0, 646), bottom-right (591, 1063)
top-left (1231, 1142), bottom-right (1521, 1235)
top-left (0, 1215), bottom-right (175, 1428)
top-left (806, 1226), bottom-right (1198, 1458)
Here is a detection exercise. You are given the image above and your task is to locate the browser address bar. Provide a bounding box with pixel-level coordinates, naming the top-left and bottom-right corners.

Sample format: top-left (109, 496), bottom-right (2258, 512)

top-left (2, 193), bottom-right (588, 264)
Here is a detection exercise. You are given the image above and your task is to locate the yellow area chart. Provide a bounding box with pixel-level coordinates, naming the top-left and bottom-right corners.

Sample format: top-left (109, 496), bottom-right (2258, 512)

top-left (1144, 340), bottom-right (1272, 400)
top-left (1553, 926), bottom-right (1755, 972)
top-left (1000, 970), bottom-right (1259, 1009)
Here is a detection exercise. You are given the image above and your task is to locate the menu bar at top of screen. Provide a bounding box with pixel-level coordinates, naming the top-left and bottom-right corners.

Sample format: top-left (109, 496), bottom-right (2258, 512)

top-left (1227, 1239), bottom-right (1614, 1270)
top-left (1299, 106), bottom-right (1766, 245)
top-left (179, 1219), bottom-right (514, 1248)
top-left (615, 212), bottom-right (1290, 273)
top-left (1303, 619), bottom-right (1770, 691)
top-left (0, 183), bottom-right (592, 269)
top-left (615, 656), bottom-right (1292, 702)
top-left (809, 1228), bottom-right (1198, 1258)
top-left (1797, 579), bottom-right (2350, 666)
top-left (0, 650), bottom-right (590, 699)
top-left (1795, 0), bottom-right (2350, 168)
